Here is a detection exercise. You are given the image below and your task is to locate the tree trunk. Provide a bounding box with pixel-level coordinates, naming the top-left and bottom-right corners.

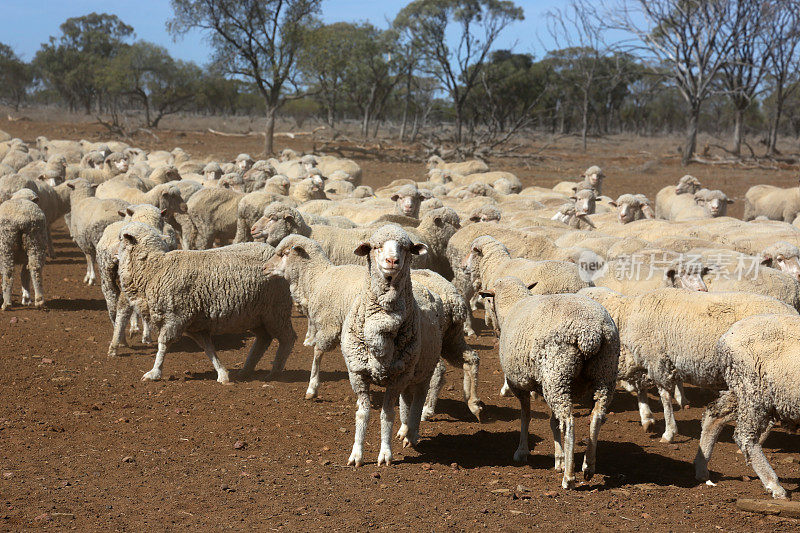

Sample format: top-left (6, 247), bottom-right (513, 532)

top-left (769, 85), bottom-right (785, 156)
top-left (731, 106), bottom-right (745, 156)
top-left (454, 104), bottom-right (463, 144)
top-left (581, 89), bottom-right (589, 152)
top-left (682, 104), bottom-right (700, 166)
top-left (264, 104), bottom-right (277, 156)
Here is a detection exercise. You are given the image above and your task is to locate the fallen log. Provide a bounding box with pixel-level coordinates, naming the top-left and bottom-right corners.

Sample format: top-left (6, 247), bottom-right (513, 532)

top-left (736, 498), bottom-right (800, 519)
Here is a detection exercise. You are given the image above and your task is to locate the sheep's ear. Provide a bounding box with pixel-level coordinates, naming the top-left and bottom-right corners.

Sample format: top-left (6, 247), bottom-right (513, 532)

top-left (37, 174), bottom-right (46, 181)
top-left (390, 194), bottom-right (400, 201)
top-left (90, 183), bottom-right (98, 190)
top-left (161, 208), bottom-right (169, 217)
top-left (353, 242), bottom-right (372, 256)
top-left (527, 282), bottom-right (538, 290)
top-left (570, 186), bottom-right (578, 193)
top-left (726, 198), bottom-right (734, 204)
top-left (478, 289), bottom-right (495, 299)
top-left (608, 201), bottom-right (618, 207)
top-left (179, 202), bottom-right (188, 213)
top-left (760, 254), bottom-right (773, 266)
top-left (122, 233), bottom-right (138, 246)
top-left (291, 244), bottom-right (309, 258)
top-left (283, 213), bottom-right (294, 223)
top-left (410, 243), bottom-right (428, 256)
top-left (433, 215), bottom-right (443, 226)
top-left (701, 265), bottom-right (713, 275)
top-left (67, 182), bottom-right (75, 189)
top-left (569, 195), bottom-right (577, 201)
top-left (665, 267), bottom-right (677, 281)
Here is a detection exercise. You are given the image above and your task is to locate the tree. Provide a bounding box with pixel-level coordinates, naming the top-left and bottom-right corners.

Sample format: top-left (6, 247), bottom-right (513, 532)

top-left (102, 41), bottom-right (200, 128)
top-left (394, 0), bottom-right (524, 145)
top-left (764, 0), bottom-right (800, 155)
top-left (0, 44), bottom-right (32, 110)
top-left (169, 0), bottom-right (322, 155)
top-left (606, 0), bottom-right (742, 165)
top-left (34, 13), bottom-right (134, 113)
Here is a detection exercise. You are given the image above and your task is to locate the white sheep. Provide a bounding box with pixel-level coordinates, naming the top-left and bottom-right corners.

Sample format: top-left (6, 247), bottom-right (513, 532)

top-left (694, 314), bottom-right (800, 499)
top-left (340, 224), bottom-right (439, 466)
top-left (744, 178), bottom-right (800, 222)
top-left (479, 276), bottom-right (619, 490)
top-left (0, 190), bottom-right (47, 309)
top-left (116, 222), bottom-right (296, 383)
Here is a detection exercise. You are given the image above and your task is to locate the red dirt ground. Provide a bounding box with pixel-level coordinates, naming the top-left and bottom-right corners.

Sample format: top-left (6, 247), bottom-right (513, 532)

top-left (2, 119), bottom-right (800, 531)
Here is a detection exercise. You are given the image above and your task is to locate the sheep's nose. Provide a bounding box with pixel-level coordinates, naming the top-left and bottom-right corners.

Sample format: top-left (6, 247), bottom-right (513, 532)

top-left (386, 257), bottom-right (398, 267)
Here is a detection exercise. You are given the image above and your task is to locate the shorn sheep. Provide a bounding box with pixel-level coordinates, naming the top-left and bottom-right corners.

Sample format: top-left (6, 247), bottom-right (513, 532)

top-left (116, 222), bottom-right (296, 383)
top-left (479, 277), bottom-right (619, 490)
top-left (340, 224), bottom-right (441, 466)
top-left (694, 314), bottom-right (800, 499)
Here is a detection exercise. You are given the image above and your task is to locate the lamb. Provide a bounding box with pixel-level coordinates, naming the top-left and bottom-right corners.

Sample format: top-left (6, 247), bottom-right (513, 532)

top-left (450, 171), bottom-right (523, 193)
top-left (340, 224), bottom-right (441, 466)
top-left (116, 222), bottom-right (296, 383)
top-left (480, 277), bottom-right (618, 489)
top-left (551, 189), bottom-right (599, 229)
top-left (147, 165), bottom-right (181, 185)
top-left (185, 187), bottom-right (244, 249)
top-left (703, 263), bottom-right (800, 312)
top-left (96, 205), bottom-right (179, 356)
top-left (290, 175), bottom-right (327, 204)
top-left (234, 191), bottom-right (296, 243)
top-left (79, 152), bottom-right (129, 185)
top-left (655, 174), bottom-right (702, 219)
top-left (579, 287), bottom-right (796, 443)
top-left (608, 194), bottom-right (655, 224)
top-left (468, 204), bottom-right (502, 223)
top-left (0, 190), bottom-right (47, 309)
top-left (427, 155), bottom-right (489, 176)
top-left (760, 241), bottom-right (800, 281)
top-left (95, 182), bottom-right (187, 217)
top-left (672, 189), bottom-right (732, 221)
top-left (694, 314), bottom-right (800, 499)
top-left (743, 179), bottom-right (800, 222)
top-left (235, 153), bottom-right (254, 172)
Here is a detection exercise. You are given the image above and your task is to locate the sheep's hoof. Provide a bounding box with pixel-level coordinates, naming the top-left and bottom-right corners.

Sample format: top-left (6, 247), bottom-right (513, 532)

top-left (34, 299), bottom-right (44, 309)
top-left (583, 466), bottom-right (595, 481)
top-left (141, 335), bottom-right (153, 345)
top-left (513, 449), bottom-right (529, 463)
top-left (642, 419), bottom-right (656, 433)
top-left (141, 370), bottom-right (161, 381)
top-left (402, 435), bottom-right (418, 449)
top-left (660, 434), bottom-right (675, 444)
top-left (347, 452), bottom-right (363, 467)
top-left (420, 407), bottom-right (434, 421)
top-left (770, 486), bottom-right (789, 500)
top-left (21, 296), bottom-right (30, 306)
top-left (500, 384), bottom-right (513, 397)
top-left (554, 458), bottom-right (565, 472)
top-left (107, 346), bottom-right (118, 357)
top-left (217, 372), bottom-right (230, 384)
top-left (396, 425), bottom-right (408, 441)
top-left (1, 304), bottom-right (8, 311)
top-left (562, 478), bottom-right (576, 490)
top-left (304, 389), bottom-right (318, 400)
top-left (464, 327), bottom-right (476, 337)
top-left (694, 465), bottom-right (709, 482)
top-left (377, 449), bottom-right (393, 466)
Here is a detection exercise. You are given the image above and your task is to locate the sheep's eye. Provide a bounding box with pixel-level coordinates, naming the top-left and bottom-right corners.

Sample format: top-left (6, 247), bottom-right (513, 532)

top-left (270, 216), bottom-right (277, 221)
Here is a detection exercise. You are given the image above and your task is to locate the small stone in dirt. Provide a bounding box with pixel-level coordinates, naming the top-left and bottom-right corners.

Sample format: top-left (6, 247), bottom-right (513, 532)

top-left (322, 446), bottom-right (330, 452)
top-left (450, 463), bottom-right (460, 470)
top-left (375, 498), bottom-right (385, 504)
top-left (221, 484), bottom-right (235, 493)
top-left (420, 463), bottom-right (432, 471)
top-left (122, 456), bottom-right (135, 463)
top-left (33, 513), bottom-right (50, 522)
top-left (338, 427), bottom-right (347, 433)
top-left (320, 459), bottom-right (331, 466)
top-left (542, 491), bottom-right (558, 498)
top-left (516, 485), bottom-right (532, 493)
top-left (641, 512), bottom-right (651, 519)
top-left (610, 488), bottom-right (631, 497)
top-left (371, 472), bottom-right (381, 479)
top-left (9, 317), bottom-right (17, 324)
top-left (233, 440), bottom-right (246, 450)
top-left (491, 488), bottom-right (512, 495)
top-left (2, 472), bottom-right (12, 479)
top-left (91, 404), bottom-right (101, 411)
top-left (41, 358), bottom-right (53, 364)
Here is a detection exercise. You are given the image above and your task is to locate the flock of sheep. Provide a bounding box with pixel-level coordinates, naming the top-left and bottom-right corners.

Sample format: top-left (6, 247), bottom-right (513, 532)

top-left (3, 131), bottom-right (800, 499)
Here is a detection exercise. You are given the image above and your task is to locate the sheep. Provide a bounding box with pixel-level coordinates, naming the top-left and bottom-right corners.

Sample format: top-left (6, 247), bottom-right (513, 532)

top-left (479, 277), bottom-right (618, 489)
top-left (66, 179), bottom-right (129, 285)
top-left (316, 156), bottom-right (362, 186)
top-left (468, 204), bottom-right (502, 223)
top-left (340, 224), bottom-right (440, 466)
top-left (427, 155), bottom-right (489, 176)
top-left (235, 153), bottom-right (254, 172)
top-left (391, 184), bottom-right (423, 218)
top-left (760, 241), bottom-right (800, 281)
top-left (95, 181), bottom-right (187, 217)
top-left (117, 222), bottom-right (296, 383)
top-left (551, 189), bottom-right (599, 229)
top-left (185, 187), bottom-right (243, 249)
top-left (290, 175), bottom-right (327, 204)
top-left (580, 287), bottom-right (796, 443)
top-left (0, 190), bottom-right (47, 309)
top-left (450, 171), bottom-right (523, 194)
top-left (235, 191), bottom-right (296, 243)
top-left (79, 152), bottom-right (130, 185)
top-left (654, 175), bottom-right (702, 219)
top-left (694, 314), bottom-right (800, 499)
top-left (147, 165), bottom-right (181, 185)
top-left (671, 189), bottom-right (732, 221)
top-left (96, 205), bottom-right (179, 356)
top-left (744, 179), bottom-right (800, 222)
top-left (608, 194), bottom-right (655, 224)
top-left (703, 262), bottom-right (800, 312)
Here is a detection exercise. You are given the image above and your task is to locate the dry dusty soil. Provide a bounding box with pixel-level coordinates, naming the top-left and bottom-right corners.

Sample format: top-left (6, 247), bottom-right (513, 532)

top-left (2, 119), bottom-right (800, 531)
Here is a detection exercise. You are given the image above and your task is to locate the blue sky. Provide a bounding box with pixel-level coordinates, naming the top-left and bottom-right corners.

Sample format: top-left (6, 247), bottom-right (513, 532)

top-left (1, 0), bottom-right (565, 64)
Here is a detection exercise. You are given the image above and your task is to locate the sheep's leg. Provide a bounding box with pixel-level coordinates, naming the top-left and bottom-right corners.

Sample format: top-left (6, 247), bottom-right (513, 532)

top-left (140, 315), bottom-right (153, 344)
top-left (500, 377), bottom-right (513, 397)
top-left (674, 382), bottom-right (689, 409)
top-left (186, 331), bottom-right (229, 384)
top-left (19, 267), bottom-right (31, 305)
top-left (46, 228), bottom-right (55, 258)
top-left (267, 326), bottom-right (295, 377)
top-left (636, 383), bottom-right (656, 433)
top-left (463, 355), bottom-right (483, 421)
top-left (658, 385), bottom-right (678, 443)
top-left (694, 391), bottom-right (737, 481)
top-left (550, 412), bottom-right (565, 472)
top-left (196, 228), bottom-right (215, 250)
top-left (396, 389), bottom-right (412, 442)
top-left (734, 406), bottom-right (786, 499)
top-left (561, 416), bottom-right (576, 490)
top-left (582, 392), bottom-right (610, 481)
top-left (1, 256), bottom-right (12, 310)
top-left (128, 312), bottom-right (141, 335)
top-left (305, 346), bottom-right (324, 400)
top-left (83, 253), bottom-right (96, 285)
top-left (422, 359), bottom-right (446, 421)
top-left (108, 300), bottom-right (134, 357)
top-left (401, 381), bottom-right (428, 449)
top-left (378, 388), bottom-right (399, 465)
top-left (142, 322), bottom-right (179, 381)
top-left (239, 328), bottom-right (272, 377)
top-left (511, 385), bottom-right (531, 463)
top-left (347, 375), bottom-right (370, 467)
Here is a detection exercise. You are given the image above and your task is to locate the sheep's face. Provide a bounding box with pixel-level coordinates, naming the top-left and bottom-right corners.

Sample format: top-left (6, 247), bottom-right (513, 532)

top-left (706, 194), bottom-right (732, 217)
top-left (571, 191), bottom-right (597, 216)
top-left (666, 265), bottom-right (709, 292)
top-left (237, 158), bottom-right (253, 172)
top-left (263, 241), bottom-right (310, 279)
top-left (616, 201), bottom-right (637, 224)
top-left (676, 176), bottom-right (701, 195)
top-left (763, 253), bottom-right (800, 281)
top-left (159, 188), bottom-right (188, 214)
top-left (251, 209), bottom-right (296, 246)
top-left (355, 236), bottom-right (427, 284)
top-left (205, 169), bottom-right (222, 181)
top-left (391, 191), bottom-right (421, 218)
top-left (112, 157), bottom-right (129, 174)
